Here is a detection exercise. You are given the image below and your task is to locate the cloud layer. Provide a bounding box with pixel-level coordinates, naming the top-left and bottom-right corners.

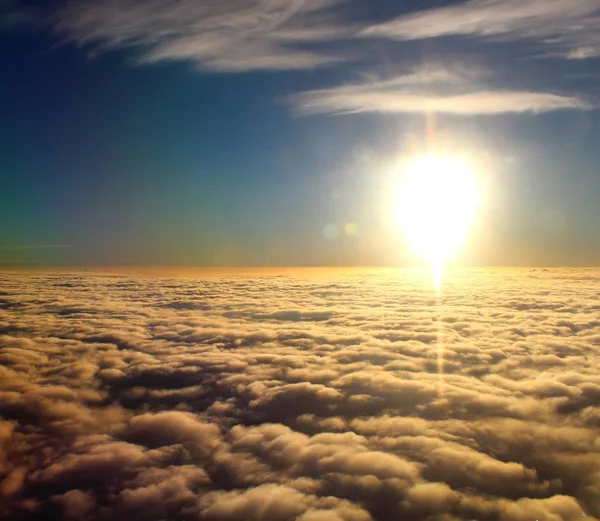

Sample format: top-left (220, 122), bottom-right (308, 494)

top-left (1, 268), bottom-right (600, 520)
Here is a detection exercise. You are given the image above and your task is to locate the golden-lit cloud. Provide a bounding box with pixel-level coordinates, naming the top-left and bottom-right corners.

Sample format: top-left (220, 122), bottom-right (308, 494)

top-left (1, 269), bottom-right (600, 519)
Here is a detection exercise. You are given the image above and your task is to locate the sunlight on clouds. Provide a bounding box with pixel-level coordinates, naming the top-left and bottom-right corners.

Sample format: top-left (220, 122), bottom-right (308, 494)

top-left (2, 268), bottom-right (600, 520)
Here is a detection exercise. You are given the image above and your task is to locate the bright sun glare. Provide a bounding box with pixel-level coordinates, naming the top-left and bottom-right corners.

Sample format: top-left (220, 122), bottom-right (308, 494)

top-left (394, 154), bottom-right (481, 289)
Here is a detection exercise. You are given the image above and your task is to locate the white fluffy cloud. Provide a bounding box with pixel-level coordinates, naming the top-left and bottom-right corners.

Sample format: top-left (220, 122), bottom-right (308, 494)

top-left (1, 268), bottom-right (600, 520)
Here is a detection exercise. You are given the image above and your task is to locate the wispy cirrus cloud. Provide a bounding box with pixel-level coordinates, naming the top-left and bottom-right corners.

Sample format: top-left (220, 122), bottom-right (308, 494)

top-left (54, 0), bottom-right (355, 72)
top-left (292, 66), bottom-right (593, 116)
top-left (361, 0), bottom-right (600, 60)
top-left (0, 245), bottom-right (71, 250)
top-left (5, 0), bottom-right (599, 118)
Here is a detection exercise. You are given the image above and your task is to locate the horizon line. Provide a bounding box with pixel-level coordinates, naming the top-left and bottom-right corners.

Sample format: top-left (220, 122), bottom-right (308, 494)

top-left (1, 264), bottom-right (600, 272)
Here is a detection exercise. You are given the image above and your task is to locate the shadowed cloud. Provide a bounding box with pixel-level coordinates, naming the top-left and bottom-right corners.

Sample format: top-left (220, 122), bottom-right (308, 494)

top-left (0, 268), bottom-right (599, 520)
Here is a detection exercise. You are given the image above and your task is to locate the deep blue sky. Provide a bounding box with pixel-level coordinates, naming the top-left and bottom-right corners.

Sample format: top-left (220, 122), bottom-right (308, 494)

top-left (1, 0), bottom-right (600, 266)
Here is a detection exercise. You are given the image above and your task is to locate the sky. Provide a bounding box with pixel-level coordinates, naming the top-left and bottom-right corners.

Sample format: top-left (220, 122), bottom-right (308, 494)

top-left (1, 0), bottom-right (600, 267)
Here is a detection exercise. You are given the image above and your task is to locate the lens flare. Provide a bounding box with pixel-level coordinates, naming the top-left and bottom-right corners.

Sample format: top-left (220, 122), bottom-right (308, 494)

top-left (394, 154), bottom-right (481, 289)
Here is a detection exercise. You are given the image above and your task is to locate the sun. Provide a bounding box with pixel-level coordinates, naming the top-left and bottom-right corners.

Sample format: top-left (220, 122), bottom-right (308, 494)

top-left (394, 154), bottom-right (481, 288)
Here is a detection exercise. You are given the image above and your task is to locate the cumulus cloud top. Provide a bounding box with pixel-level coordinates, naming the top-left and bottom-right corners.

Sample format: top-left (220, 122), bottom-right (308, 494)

top-left (1, 268), bottom-right (600, 520)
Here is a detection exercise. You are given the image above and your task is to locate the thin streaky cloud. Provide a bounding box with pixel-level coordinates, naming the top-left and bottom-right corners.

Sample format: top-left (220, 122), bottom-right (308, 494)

top-left (55, 0), bottom-right (355, 72)
top-left (361, 0), bottom-right (600, 60)
top-left (0, 245), bottom-right (72, 250)
top-left (292, 71), bottom-right (593, 116)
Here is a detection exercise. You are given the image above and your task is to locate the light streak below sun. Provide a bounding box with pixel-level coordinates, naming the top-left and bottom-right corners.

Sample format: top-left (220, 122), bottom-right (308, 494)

top-left (432, 262), bottom-right (443, 293)
top-left (392, 153), bottom-right (482, 393)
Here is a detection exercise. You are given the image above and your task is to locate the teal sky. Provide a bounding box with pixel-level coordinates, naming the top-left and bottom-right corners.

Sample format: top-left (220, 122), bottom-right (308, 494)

top-left (2, 0), bottom-right (600, 267)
